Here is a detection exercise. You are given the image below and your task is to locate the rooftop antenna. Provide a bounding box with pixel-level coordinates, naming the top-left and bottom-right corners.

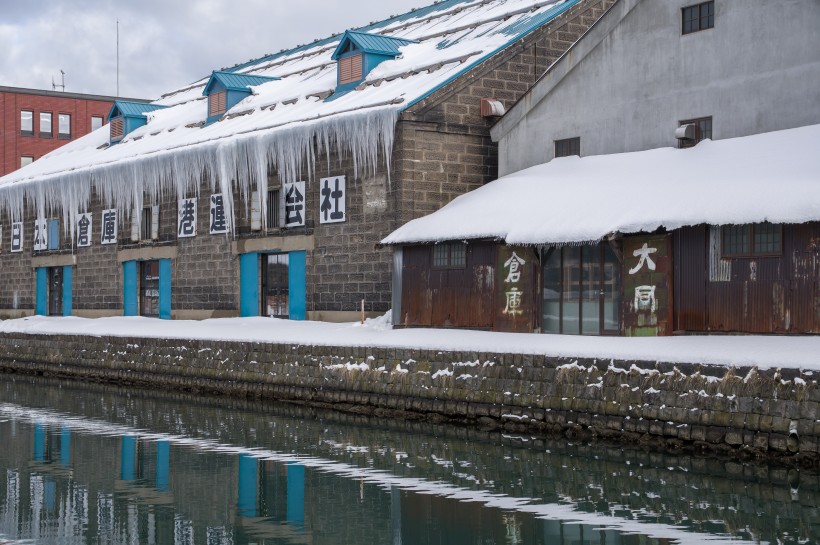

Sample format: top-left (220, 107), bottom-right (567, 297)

top-left (116, 19), bottom-right (120, 97)
top-left (52, 70), bottom-right (66, 92)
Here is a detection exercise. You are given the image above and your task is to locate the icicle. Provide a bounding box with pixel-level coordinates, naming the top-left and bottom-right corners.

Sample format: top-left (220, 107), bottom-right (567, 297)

top-left (0, 106), bottom-right (400, 238)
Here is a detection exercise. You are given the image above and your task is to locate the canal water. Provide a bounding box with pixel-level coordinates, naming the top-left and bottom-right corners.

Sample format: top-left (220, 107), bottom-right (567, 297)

top-left (0, 375), bottom-right (817, 545)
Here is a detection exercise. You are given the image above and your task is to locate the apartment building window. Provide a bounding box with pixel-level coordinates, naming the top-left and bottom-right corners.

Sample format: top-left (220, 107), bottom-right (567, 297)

top-left (58, 113), bottom-right (71, 139)
top-left (21, 156), bottom-right (34, 168)
top-left (555, 137), bottom-right (580, 158)
top-left (432, 242), bottom-right (467, 268)
top-left (682, 1), bottom-right (714, 35)
top-left (722, 223), bottom-right (782, 257)
top-left (40, 112), bottom-right (53, 138)
top-left (266, 188), bottom-right (280, 229)
top-left (678, 116), bottom-right (712, 148)
top-left (20, 110), bottom-right (33, 136)
top-left (91, 116), bottom-right (104, 131)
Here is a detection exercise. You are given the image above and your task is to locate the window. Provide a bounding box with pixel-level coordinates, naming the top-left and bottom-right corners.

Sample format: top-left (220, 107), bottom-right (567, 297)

top-left (432, 242), bottom-right (467, 268)
top-left (266, 188), bottom-right (280, 229)
top-left (140, 206), bottom-right (157, 241)
top-left (91, 116), bottom-right (104, 131)
top-left (682, 1), bottom-right (714, 35)
top-left (555, 137), bottom-right (581, 158)
top-left (40, 112), bottom-right (53, 137)
top-left (678, 116), bottom-right (712, 148)
top-left (209, 91), bottom-right (227, 117)
top-left (58, 113), bottom-right (71, 139)
top-left (48, 267), bottom-right (63, 316)
top-left (722, 223), bottom-right (782, 257)
top-left (140, 260), bottom-right (160, 317)
top-left (47, 219), bottom-right (60, 250)
top-left (20, 156), bottom-right (34, 168)
top-left (20, 110), bottom-right (33, 135)
top-left (110, 117), bottom-right (124, 140)
top-left (338, 54), bottom-right (363, 85)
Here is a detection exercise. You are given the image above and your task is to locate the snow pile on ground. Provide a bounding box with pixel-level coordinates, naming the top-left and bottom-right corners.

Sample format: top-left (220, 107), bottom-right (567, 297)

top-left (2, 315), bottom-right (819, 370)
top-left (383, 124), bottom-right (820, 245)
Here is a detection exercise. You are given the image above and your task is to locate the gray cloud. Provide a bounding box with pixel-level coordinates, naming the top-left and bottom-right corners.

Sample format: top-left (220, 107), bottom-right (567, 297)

top-left (0, 0), bottom-right (426, 99)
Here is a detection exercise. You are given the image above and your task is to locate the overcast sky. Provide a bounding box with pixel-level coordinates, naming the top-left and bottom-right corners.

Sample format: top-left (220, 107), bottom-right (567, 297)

top-left (0, 0), bottom-right (428, 100)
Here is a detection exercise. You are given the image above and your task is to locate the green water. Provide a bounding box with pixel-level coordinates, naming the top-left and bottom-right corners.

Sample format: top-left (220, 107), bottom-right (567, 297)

top-left (0, 374), bottom-right (817, 544)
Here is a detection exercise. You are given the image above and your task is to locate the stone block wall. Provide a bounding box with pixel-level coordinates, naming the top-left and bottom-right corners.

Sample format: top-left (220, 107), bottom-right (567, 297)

top-left (1, 332), bottom-right (818, 463)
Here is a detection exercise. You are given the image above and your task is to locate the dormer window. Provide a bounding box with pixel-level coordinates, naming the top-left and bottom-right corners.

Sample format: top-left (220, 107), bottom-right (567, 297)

top-left (209, 91), bottom-right (227, 117)
top-left (331, 31), bottom-right (417, 92)
top-left (107, 101), bottom-right (167, 145)
top-left (202, 71), bottom-right (278, 124)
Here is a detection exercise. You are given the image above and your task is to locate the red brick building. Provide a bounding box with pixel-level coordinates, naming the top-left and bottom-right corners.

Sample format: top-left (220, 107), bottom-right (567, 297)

top-left (0, 86), bottom-right (147, 176)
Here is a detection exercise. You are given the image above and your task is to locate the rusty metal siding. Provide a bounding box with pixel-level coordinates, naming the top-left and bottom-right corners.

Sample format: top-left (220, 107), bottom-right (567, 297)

top-left (673, 222), bottom-right (820, 334)
top-left (400, 242), bottom-right (495, 329)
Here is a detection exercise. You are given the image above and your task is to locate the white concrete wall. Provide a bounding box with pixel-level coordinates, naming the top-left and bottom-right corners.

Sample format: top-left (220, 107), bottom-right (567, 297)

top-left (495, 0), bottom-right (820, 176)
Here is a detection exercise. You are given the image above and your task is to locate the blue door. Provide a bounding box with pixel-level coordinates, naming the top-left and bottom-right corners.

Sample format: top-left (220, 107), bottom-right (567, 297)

top-left (123, 261), bottom-right (138, 316)
top-left (288, 251), bottom-right (306, 320)
top-left (159, 259), bottom-right (171, 320)
top-left (35, 268), bottom-right (47, 316)
top-left (240, 252), bottom-right (259, 317)
top-left (62, 266), bottom-right (72, 316)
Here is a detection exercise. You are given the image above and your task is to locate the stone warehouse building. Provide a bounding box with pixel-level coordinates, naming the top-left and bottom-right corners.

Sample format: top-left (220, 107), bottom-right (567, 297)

top-left (385, 0), bottom-right (820, 335)
top-left (0, 86), bottom-right (146, 177)
top-left (0, 0), bottom-right (615, 321)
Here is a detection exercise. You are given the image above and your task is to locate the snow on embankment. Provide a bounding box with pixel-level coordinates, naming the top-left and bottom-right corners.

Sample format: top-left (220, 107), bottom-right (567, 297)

top-left (2, 315), bottom-right (820, 371)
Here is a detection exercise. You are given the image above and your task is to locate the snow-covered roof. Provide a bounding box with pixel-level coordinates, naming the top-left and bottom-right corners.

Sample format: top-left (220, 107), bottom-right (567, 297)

top-left (0, 0), bottom-right (581, 228)
top-left (382, 124), bottom-right (820, 246)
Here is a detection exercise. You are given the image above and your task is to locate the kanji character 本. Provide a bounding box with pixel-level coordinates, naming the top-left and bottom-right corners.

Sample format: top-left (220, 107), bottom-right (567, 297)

top-left (178, 198), bottom-right (197, 237)
top-left (210, 194), bottom-right (227, 234)
top-left (101, 209), bottom-right (117, 244)
top-left (11, 222), bottom-right (23, 252)
top-left (285, 181), bottom-right (305, 227)
top-left (77, 213), bottom-right (92, 247)
top-left (503, 252), bottom-right (526, 283)
top-left (628, 243), bottom-right (657, 274)
top-left (319, 176), bottom-right (345, 223)
top-left (503, 287), bottom-right (524, 316)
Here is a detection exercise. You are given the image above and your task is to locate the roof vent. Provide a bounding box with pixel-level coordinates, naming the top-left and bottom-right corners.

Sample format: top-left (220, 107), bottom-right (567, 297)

top-left (330, 31), bottom-right (417, 94)
top-left (480, 98), bottom-right (506, 118)
top-left (202, 70), bottom-right (279, 124)
top-left (107, 101), bottom-right (168, 145)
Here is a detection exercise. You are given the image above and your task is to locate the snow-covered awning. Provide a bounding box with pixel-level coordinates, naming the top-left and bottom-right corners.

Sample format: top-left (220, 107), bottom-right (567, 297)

top-left (382, 124), bottom-right (820, 246)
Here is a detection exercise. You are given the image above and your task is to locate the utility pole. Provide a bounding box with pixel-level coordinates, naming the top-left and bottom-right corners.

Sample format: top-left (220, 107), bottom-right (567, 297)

top-left (116, 19), bottom-right (120, 97)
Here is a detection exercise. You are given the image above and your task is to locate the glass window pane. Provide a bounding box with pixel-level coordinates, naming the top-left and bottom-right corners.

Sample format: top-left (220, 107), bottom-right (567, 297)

top-left (753, 222), bottom-right (781, 254)
top-left (432, 245), bottom-right (448, 267)
top-left (58, 114), bottom-right (71, 136)
top-left (603, 244), bottom-right (621, 332)
top-left (40, 112), bottom-right (52, 134)
top-left (581, 245), bottom-right (600, 335)
top-left (264, 254), bottom-right (289, 318)
top-left (562, 246), bottom-right (581, 335)
top-left (21, 156), bottom-right (34, 168)
top-left (140, 261), bottom-right (160, 317)
top-left (48, 267), bottom-right (63, 316)
top-left (21, 110), bottom-right (33, 132)
top-left (91, 116), bottom-right (104, 131)
top-left (722, 224), bottom-right (748, 256)
top-left (542, 248), bottom-right (561, 334)
top-left (450, 243), bottom-right (466, 267)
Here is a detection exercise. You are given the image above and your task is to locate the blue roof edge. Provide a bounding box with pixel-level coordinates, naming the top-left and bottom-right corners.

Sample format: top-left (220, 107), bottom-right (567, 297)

top-left (331, 30), bottom-right (418, 60)
top-left (401, 0), bottom-right (581, 111)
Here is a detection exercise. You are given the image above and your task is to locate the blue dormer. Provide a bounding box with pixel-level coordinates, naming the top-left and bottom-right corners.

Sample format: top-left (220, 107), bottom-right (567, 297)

top-left (108, 101), bottom-right (168, 145)
top-left (331, 31), bottom-right (417, 92)
top-left (203, 71), bottom-right (279, 124)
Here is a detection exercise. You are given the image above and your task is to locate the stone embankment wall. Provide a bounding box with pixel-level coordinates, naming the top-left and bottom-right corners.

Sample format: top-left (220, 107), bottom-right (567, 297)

top-left (1, 332), bottom-right (818, 464)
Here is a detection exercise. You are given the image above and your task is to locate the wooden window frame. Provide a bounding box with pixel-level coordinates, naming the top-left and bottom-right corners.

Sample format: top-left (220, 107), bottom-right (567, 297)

top-left (431, 242), bottom-right (467, 269)
top-left (110, 116), bottom-right (125, 140)
top-left (678, 116), bottom-right (712, 148)
top-left (338, 53), bottom-right (364, 85)
top-left (20, 110), bottom-right (34, 136)
top-left (682, 1), bottom-right (714, 35)
top-left (209, 91), bottom-right (227, 117)
top-left (721, 223), bottom-right (783, 258)
top-left (554, 137), bottom-right (580, 158)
